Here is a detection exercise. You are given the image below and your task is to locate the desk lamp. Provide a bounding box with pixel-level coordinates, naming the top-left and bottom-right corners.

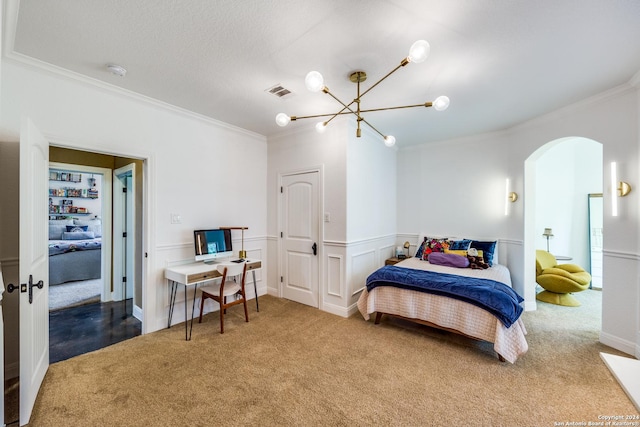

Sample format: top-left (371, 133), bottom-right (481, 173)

top-left (221, 226), bottom-right (248, 259)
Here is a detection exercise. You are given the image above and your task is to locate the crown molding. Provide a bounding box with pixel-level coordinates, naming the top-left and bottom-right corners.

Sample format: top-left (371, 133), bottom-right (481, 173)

top-left (508, 82), bottom-right (634, 134)
top-left (3, 51), bottom-right (266, 143)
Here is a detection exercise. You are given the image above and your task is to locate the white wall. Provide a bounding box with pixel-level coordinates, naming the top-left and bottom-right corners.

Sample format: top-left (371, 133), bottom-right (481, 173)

top-left (0, 60), bottom-right (268, 350)
top-left (346, 119), bottom-right (397, 242)
top-left (268, 118), bottom-right (397, 315)
top-left (397, 132), bottom-right (510, 238)
top-left (345, 121), bottom-right (397, 308)
top-left (397, 81), bottom-right (640, 357)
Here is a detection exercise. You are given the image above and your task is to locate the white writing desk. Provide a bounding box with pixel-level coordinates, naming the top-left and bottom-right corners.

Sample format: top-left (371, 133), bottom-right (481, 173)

top-left (165, 259), bottom-right (261, 340)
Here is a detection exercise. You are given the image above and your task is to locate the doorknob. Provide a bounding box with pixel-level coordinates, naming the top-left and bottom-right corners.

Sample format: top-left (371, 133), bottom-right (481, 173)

top-left (22, 274), bottom-right (44, 304)
top-left (7, 283), bottom-right (18, 293)
top-left (312, 242), bottom-right (317, 256)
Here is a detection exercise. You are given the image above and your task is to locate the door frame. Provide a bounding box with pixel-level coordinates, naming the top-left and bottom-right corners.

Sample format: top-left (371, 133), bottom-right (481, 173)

top-left (49, 162), bottom-right (113, 302)
top-left (277, 166), bottom-right (324, 309)
top-left (47, 137), bottom-right (154, 336)
top-left (113, 163), bottom-right (136, 306)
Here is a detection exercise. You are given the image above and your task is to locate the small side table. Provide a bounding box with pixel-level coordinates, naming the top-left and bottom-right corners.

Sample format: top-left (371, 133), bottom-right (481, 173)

top-left (385, 257), bottom-right (407, 266)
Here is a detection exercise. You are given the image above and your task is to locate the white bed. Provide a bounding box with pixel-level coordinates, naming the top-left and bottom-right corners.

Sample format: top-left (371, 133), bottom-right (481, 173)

top-left (357, 256), bottom-right (528, 363)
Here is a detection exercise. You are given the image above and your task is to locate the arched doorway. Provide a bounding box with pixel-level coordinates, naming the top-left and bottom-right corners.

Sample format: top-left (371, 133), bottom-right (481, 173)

top-left (524, 137), bottom-right (603, 312)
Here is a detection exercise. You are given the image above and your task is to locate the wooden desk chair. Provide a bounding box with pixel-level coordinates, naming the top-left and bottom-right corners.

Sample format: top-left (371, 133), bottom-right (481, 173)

top-left (198, 262), bottom-right (249, 334)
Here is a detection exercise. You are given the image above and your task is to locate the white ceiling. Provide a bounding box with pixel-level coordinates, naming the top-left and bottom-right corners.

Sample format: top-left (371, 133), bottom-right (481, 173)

top-left (5, 0), bottom-right (640, 147)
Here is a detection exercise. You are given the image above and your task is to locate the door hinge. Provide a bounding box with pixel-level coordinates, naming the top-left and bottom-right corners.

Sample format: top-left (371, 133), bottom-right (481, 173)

top-left (123, 232), bottom-right (127, 238)
top-left (123, 187), bottom-right (127, 193)
top-left (280, 186), bottom-right (283, 193)
top-left (280, 232), bottom-right (283, 238)
top-left (123, 276), bottom-right (127, 283)
top-left (280, 276), bottom-right (283, 283)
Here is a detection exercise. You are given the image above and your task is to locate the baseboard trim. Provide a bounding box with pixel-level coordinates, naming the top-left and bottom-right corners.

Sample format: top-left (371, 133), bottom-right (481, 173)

top-left (133, 305), bottom-right (143, 321)
top-left (321, 302), bottom-right (349, 318)
top-left (4, 361), bottom-right (18, 380)
top-left (523, 300), bottom-right (537, 312)
top-left (600, 331), bottom-right (637, 356)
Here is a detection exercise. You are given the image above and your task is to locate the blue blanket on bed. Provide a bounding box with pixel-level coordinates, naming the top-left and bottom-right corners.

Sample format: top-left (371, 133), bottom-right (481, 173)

top-left (366, 265), bottom-right (524, 328)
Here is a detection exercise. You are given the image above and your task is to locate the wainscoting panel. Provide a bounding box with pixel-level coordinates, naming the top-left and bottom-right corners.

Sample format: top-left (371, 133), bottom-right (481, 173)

top-left (379, 244), bottom-right (396, 264)
top-left (350, 249), bottom-right (377, 299)
top-left (600, 250), bottom-right (640, 356)
top-left (327, 254), bottom-right (343, 298)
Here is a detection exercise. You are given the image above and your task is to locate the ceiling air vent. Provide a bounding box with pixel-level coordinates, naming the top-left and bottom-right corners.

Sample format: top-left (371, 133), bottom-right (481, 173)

top-left (266, 84), bottom-right (293, 99)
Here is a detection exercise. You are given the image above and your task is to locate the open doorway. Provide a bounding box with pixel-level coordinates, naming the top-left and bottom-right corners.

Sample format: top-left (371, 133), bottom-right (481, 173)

top-left (47, 148), bottom-right (145, 363)
top-left (48, 164), bottom-right (111, 313)
top-left (524, 137), bottom-right (603, 315)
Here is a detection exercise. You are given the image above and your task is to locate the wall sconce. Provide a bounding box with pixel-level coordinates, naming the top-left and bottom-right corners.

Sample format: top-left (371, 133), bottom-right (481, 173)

top-left (610, 162), bottom-right (632, 217)
top-left (504, 178), bottom-right (518, 215)
top-left (542, 228), bottom-right (553, 252)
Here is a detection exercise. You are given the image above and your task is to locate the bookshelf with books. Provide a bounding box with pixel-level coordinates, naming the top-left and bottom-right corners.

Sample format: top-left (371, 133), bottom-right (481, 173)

top-left (49, 169), bottom-right (101, 219)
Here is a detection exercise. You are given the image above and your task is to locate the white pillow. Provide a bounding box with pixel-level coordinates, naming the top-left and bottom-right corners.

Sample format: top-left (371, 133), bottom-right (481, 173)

top-left (74, 219), bottom-right (102, 237)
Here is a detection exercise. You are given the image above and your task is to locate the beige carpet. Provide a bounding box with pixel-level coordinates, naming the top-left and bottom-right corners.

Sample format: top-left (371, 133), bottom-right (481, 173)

top-left (23, 289), bottom-right (639, 426)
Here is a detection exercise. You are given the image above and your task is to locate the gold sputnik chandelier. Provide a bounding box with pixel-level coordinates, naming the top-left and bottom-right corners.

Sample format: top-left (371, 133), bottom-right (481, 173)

top-left (275, 40), bottom-right (450, 147)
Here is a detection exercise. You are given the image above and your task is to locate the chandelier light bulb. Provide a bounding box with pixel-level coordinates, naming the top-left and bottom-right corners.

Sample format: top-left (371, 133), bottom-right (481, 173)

top-left (407, 40), bottom-right (430, 63)
top-left (275, 113), bottom-right (291, 127)
top-left (384, 135), bottom-right (396, 147)
top-left (305, 71), bottom-right (325, 92)
top-left (433, 96), bottom-right (450, 111)
top-left (315, 122), bottom-right (327, 133)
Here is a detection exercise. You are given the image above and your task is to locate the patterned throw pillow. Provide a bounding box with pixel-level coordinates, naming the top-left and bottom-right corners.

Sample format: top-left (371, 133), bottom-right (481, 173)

top-left (448, 239), bottom-right (472, 250)
top-left (415, 238), bottom-right (428, 258)
top-left (66, 225), bottom-right (89, 232)
top-left (420, 238), bottom-right (450, 260)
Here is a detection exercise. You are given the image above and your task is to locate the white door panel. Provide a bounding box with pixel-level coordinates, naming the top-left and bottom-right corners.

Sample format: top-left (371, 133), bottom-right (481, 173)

top-left (19, 118), bottom-right (50, 425)
top-left (286, 252), bottom-right (313, 291)
top-left (281, 172), bottom-right (319, 308)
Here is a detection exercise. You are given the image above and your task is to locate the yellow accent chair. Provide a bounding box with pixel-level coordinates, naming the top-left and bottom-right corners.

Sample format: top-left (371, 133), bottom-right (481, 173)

top-left (535, 250), bottom-right (591, 306)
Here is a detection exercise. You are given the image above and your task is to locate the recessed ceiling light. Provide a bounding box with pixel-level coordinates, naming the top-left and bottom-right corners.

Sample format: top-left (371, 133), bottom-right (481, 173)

top-left (106, 64), bottom-right (127, 77)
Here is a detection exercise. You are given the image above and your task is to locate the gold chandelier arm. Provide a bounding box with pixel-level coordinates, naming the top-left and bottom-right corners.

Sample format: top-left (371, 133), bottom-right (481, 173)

top-left (291, 102), bottom-right (432, 121)
top-left (290, 111), bottom-right (357, 121)
top-left (359, 62), bottom-right (405, 99)
top-left (324, 89), bottom-right (358, 116)
top-left (359, 117), bottom-right (386, 139)
top-left (359, 102), bottom-right (433, 113)
top-left (321, 88), bottom-right (361, 126)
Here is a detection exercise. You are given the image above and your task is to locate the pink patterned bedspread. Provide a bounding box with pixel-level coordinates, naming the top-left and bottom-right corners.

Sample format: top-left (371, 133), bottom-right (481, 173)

top-left (357, 257), bottom-right (528, 363)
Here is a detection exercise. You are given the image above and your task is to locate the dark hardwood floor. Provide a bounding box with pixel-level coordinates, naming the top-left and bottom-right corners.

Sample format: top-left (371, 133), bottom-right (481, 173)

top-left (49, 299), bottom-right (141, 363)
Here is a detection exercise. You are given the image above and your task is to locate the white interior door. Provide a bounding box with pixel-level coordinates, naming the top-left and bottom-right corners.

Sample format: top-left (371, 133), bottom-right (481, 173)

top-left (281, 171), bottom-right (319, 308)
top-left (113, 164), bottom-right (135, 303)
top-left (19, 118), bottom-right (50, 425)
